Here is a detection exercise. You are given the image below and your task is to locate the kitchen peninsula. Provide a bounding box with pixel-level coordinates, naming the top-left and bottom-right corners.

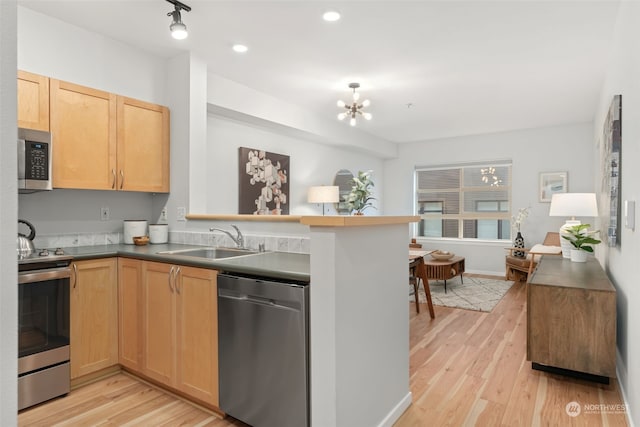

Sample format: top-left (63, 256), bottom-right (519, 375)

top-left (40, 215), bottom-right (417, 427)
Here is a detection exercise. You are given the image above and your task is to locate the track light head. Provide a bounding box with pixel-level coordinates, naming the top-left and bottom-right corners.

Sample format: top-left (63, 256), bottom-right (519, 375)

top-left (166, 0), bottom-right (191, 40)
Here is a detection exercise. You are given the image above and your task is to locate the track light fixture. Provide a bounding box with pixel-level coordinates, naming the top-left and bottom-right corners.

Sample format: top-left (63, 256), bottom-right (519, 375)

top-left (166, 0), bottom-right (191, 40)
top-left (337, 83), bottom-right (372, 126)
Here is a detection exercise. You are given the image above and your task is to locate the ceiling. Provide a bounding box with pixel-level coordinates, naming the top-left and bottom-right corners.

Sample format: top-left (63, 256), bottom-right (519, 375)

top-left (18, 0), bottom-right (621, 144)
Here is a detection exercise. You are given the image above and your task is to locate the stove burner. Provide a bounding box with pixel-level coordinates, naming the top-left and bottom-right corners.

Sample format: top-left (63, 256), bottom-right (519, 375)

top-left (39, 248), bottom-right (49, 257)
top-left (54, 247), bottom-right (65, 255)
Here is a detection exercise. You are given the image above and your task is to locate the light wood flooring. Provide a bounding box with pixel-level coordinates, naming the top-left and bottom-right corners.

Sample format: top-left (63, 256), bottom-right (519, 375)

top-left (19, 276), bottom-right (628, 426)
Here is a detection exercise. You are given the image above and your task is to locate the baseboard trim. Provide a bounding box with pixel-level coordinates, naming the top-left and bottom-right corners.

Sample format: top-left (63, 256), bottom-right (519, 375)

top-left (616, 350), bottom-right (636, 427)
top-left (376, 391), bottom-right (412, 427)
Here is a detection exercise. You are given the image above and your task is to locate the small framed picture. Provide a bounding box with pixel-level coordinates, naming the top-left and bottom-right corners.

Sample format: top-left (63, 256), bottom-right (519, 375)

top-left (539, 172), bottom-right (567, 202)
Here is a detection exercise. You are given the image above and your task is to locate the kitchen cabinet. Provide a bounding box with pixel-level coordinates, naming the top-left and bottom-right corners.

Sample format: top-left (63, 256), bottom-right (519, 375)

top-left (117, 97), bottom-right (170, 192)
top-left (18, 70), bottom-right (50, 131)
top-left (118, 258), bottom-right (143, 371)
top-left (50, 78), bottom-right (169, 192)
top-left (50, 79), bottom-right (117, 190)
top-left (70, 258), bottom-right (118, 380)
top-left (142, 261), bottom-right (219, 406)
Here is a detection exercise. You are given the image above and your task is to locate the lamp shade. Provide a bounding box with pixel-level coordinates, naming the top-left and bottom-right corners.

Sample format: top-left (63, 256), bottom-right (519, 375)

top-left (549, 193), bottom-right (598, 218)
top-left (307, 186), bottom-right (339, 203)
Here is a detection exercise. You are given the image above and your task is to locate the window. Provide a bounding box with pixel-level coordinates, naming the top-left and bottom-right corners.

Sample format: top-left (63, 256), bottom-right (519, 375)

top-left (415, 162), bottom-right (512, 240)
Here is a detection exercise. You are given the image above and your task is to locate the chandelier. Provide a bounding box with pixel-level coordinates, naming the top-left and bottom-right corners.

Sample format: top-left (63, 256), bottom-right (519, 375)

top-left (337, 83), bottom-right (372, 126)
top-left (480, 167), bottom-right (502, 187)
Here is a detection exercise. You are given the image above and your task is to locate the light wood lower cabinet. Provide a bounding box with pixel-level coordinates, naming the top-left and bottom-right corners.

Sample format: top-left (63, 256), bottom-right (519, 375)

top-left (119, 259), bottom-right (219, 407)
top-left (118, 258), bottom-right (143, 371)
top-left (70, 258), bottom-right (118, 380)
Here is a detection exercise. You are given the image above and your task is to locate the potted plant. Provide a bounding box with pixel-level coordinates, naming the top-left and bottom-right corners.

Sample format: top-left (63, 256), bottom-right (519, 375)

top-left (345, 170), bottom-right (376, 215)
top-left (561, 223), bottom-right (601, 262)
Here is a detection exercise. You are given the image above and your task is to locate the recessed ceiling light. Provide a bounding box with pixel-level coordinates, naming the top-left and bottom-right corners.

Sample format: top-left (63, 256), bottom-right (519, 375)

top-left (232, 44), bottom-right (248, 53)
top-left (323, 10), bottom-right (341, 22)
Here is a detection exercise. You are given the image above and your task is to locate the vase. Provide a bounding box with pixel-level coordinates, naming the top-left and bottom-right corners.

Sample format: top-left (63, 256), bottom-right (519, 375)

top-left (514, 231), bottom-right (525, 258)
top-left (570, 249), bottom-right (588, 262)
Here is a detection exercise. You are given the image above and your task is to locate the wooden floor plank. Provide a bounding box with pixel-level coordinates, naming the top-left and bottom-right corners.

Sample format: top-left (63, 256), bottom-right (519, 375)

top-left (18, 275), bottom-right (628, 427)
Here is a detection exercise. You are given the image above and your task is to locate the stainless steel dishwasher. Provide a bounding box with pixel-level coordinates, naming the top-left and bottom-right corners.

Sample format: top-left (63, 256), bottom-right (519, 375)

top-left (218, 273), bottom-right (309, 427)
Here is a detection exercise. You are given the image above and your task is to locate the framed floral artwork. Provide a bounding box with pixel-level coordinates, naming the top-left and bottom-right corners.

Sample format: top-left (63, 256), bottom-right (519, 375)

top-left (539, 172), bottom-right (567, 202)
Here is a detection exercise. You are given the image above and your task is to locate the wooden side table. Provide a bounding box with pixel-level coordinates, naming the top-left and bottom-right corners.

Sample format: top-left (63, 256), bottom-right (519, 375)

top-left (423, 256), bottom-right (465, 293)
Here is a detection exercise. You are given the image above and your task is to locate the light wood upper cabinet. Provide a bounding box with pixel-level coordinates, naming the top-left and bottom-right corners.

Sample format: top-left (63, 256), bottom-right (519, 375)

top-left (118, 258), bottom-right (143, 372)
top-left (50, 79), bottom-right (117, 190)
top-left (49, 78), bottom-right (169, 192)
top-left (17, 70), bottom-right (50, 131)
top-left (70, 258), bottom-right (118, 380)
top-left (117, 97), bottom-right (170, 193)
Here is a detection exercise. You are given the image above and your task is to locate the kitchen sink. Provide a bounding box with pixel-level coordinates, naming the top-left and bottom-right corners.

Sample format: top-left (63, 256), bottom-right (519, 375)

top-left (157, 247), bottom-right (260, 259)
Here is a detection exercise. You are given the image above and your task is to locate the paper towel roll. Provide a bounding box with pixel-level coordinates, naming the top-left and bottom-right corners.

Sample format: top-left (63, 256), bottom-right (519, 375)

top-left (124, 220), bottom-right (148, 244)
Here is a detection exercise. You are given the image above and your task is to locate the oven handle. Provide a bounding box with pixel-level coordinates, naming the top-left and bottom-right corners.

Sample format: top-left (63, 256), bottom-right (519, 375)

top-left (19, 267), bottom-right (71, 284)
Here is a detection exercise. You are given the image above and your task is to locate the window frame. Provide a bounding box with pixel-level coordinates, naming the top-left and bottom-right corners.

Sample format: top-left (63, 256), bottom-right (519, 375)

top-left (414, 161), bottom-right (512, 241)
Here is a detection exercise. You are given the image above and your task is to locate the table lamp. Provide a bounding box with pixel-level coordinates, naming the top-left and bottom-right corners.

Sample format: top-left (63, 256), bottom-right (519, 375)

top-left (307, 186), bottom-right (339, 216)
top-left (549, 193), bottom-right (598, 258)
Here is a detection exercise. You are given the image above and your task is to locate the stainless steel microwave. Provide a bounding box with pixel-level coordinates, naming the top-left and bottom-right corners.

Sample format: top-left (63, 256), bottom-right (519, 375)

top-left (18, 128), bottom-right (52, 193)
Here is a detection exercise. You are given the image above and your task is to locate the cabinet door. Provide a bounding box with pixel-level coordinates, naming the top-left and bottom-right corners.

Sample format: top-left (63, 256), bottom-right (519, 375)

top-left (117, 97), bottom-right (170, 193)
top-left (17, 70), bottom-right (49, 131)
top-left (70, 258), bottom-right (118, 379)
top-left (142, 261), bottom-right (175, 385)
top-left (118, 258), bottom-right (143, 371)
top-left (50, 79), bottom-right (116, 190)
top-left (175, 267), bottom-right (219, 406)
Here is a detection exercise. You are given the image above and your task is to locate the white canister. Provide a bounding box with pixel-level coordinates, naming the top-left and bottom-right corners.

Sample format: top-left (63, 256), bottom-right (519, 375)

top-left (123, 220), bottom-right (148, 244)
top-left (149, 224), bottom-right (169, 244)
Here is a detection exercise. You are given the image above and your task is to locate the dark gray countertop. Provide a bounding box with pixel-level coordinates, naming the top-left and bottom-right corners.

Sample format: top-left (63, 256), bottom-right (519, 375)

top-left (63, 243), bottom-right (310, 283)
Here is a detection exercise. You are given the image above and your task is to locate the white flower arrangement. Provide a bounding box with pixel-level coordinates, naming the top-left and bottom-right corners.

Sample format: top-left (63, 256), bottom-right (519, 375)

top-left (511, 207), bottom-right (530, 233)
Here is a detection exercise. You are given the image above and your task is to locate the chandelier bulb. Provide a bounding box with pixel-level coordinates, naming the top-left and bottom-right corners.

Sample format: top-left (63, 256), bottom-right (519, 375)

top-left (350, 117), bottom-right (357, 126)
top-left (337, 112), bottom-right (347, 120)
top-left (363, 112), bottom-right (372, 120)
top-left (337, 100), bottom-right (346, 108)
top-left (352, 91), bottom-right (360, 102)
top-left (361, 99), bottom-right (371, 108)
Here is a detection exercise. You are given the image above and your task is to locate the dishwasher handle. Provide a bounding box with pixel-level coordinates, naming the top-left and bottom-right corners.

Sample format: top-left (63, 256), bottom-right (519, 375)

top-left (219, 289), bottom-right (302, 313)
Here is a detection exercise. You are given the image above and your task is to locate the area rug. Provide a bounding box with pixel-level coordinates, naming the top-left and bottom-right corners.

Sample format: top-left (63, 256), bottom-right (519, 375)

top-left (411, 276), bottom-right (514, 313)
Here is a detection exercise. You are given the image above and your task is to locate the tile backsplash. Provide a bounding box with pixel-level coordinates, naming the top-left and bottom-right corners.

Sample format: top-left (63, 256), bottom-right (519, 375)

top-left (34, 230), bottom-right (310, 254)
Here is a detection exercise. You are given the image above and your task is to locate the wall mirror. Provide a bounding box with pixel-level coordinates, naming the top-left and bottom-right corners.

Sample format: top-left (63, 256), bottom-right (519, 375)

top-left (333, 169), bottom-right (354, 215)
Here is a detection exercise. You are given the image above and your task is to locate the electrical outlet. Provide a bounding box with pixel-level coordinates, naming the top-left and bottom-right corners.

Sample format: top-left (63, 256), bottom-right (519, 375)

top-left (160, 207), bottom-right (168, 222)
top-left (100, 207), bottom-right (110, 221)
top-left (177, 207), bottom-right (186, 221)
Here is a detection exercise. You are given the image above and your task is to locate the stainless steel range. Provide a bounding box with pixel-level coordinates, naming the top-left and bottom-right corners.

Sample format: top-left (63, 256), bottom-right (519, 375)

top-left (18, 248), bottom-right (72, 411)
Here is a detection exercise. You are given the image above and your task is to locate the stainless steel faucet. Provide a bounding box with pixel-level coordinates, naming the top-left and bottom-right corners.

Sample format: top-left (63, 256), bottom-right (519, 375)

top-left (210, 225), bottom-right (245, 249)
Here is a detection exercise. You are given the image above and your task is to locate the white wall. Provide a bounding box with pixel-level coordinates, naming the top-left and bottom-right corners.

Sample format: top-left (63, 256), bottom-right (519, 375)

top-left (204, 114), bottom-right (384, 216)
top-left (594, 2), bottom-right (640, 424)
top-left (0, 1), bottom-right (18, 424)
top-left (383, 123), bottom-right (594, 275)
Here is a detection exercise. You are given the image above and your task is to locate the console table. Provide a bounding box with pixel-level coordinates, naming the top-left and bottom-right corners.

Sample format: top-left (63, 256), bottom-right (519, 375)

top-left (527, 256), bottom-right (616, 383)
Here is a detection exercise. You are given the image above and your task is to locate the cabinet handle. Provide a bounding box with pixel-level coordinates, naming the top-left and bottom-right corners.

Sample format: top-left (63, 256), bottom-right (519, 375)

top-left (168, 266), bottom-right (175, 292)
top-left (120, 170), bottom-right (124, 189)
top-left (111, 169), bottom-right (116, 189)
top-left (72, 263), bottom-right (78, 289)
top-left (175, 267), bottom-right (181, 294)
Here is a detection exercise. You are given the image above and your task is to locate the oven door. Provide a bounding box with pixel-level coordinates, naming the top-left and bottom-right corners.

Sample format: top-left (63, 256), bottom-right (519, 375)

top-left (18, 267), bottom-right (70, 370)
